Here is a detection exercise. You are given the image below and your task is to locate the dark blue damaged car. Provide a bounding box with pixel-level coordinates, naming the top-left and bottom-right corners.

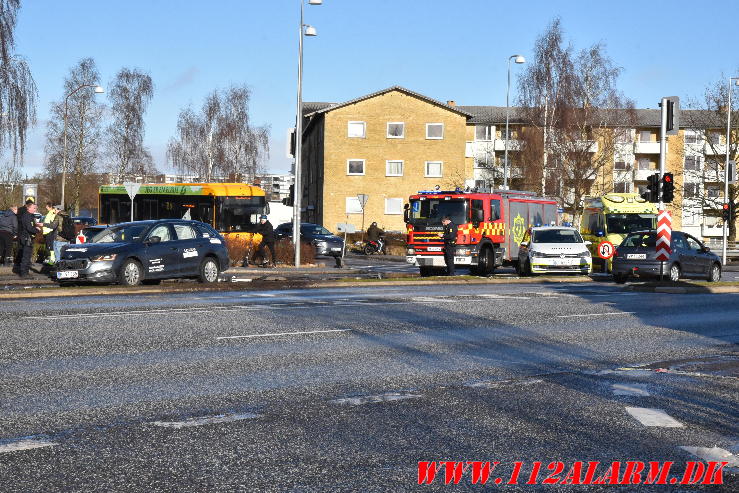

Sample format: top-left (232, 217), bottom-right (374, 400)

top-left (54, 219), bottom-right (230, 286)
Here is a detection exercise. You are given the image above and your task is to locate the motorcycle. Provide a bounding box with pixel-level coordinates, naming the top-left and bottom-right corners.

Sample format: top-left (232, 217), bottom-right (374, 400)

top-left (363, 236), bottom-right (386, 255)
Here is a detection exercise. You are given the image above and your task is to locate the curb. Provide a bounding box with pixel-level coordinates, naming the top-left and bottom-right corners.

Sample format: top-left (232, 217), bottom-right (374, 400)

top-left (628, 284), bottom-right (739, 294)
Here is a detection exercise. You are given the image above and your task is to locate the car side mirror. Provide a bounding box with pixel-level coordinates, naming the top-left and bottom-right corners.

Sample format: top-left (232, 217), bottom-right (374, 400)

top-left (147, 236), bottom-right (161, 245)
top-left (584, 240), bottom-right (592, 246)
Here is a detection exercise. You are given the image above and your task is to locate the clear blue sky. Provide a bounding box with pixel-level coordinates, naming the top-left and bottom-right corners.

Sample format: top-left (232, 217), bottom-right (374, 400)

top-left (7, 0), bottom-right (739, 178)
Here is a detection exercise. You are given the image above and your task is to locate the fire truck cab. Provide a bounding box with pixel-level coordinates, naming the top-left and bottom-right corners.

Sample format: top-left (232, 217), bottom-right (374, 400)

top-left (404, 189), bottom-right (558, 276)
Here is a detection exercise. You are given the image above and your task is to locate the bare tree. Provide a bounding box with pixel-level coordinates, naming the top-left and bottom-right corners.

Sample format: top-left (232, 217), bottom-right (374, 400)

top-left (107, 67), bottom-right (154, 183)
top-left (168, 85), bottom-right (269, 182)
top-left (0, 158), bottom-right (21, 207)
top-left (682, 75), bottom-right (739, 241)
top-left (0, 0), bottom-right (37, 162)
top-left (518, 18), bottom-right (635, 219)
top-left (44, 58), bottom-right (105, 213)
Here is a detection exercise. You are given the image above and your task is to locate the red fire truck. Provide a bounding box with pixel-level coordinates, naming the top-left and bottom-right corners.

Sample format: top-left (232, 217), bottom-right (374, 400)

top-left (404, 189), bottom-right (558, 276)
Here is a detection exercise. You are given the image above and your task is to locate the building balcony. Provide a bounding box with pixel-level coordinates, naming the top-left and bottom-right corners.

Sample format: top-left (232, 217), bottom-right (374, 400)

top-left (702, 224), bottom-right (724, 237)
top-left (569, 140), bottom-right (598, 153)
top-left (465, 140), bottom-right (521, 157)
top-left (633, 141), bottom-right (661, 154)
top-left (633, 168), bottom-right (655, 181)
top-left (704, 142), bottom-right (726, 155)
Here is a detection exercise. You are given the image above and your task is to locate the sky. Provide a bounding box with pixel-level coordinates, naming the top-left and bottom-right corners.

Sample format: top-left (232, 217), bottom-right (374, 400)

top-left (5, 0), bottom-right (739, 178)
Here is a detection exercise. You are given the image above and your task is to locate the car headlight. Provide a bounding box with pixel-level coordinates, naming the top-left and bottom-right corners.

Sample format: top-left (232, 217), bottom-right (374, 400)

top-left (90, 254), bottom-right (117, 261)
top-left (530, 250), bottom-right (546, 258)
top-left (455, 248), bottom-right (471, 256)
top-left (407, 248), bottom-right (415, 255)
top-left (578, 251), bottom-right (591, 258)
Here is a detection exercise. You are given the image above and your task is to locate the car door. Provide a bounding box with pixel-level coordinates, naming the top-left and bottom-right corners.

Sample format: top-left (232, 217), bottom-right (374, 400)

top-left (144, 223), bottom-right (181, 278)
top-left (685, 234), bottom-right (708, 277)
top-left (671, 233), bottom-right (693, 274)
top-left (173, 222), bottom-right (204, 275)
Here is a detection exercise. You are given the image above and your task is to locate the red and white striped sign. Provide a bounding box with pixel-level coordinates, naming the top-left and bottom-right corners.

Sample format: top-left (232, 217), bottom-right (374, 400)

top-left (656, 210), bottom-right (672, 261)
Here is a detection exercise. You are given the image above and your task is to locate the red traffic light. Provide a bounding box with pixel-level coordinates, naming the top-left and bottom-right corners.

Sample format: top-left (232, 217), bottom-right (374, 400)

top-left (724, 203), bottom-right (730, 210)
top-left (663, 174), bottom-right (672, 183)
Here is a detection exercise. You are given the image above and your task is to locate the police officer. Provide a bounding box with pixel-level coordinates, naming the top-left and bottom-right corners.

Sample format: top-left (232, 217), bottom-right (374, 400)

top-left (440, 215), bottom-right (456, 276)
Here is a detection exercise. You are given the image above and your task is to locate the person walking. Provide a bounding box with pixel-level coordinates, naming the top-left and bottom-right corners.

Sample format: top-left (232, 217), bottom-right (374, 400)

top-left (16, 202), bottom-right (41, 278)
top-left (251, 214), bottom-right (276, 267)
top-left (41, 202), bottom-right (59, 265)
top-left (0, 205), bottom-right (18, 265)
top-left (440, 215), bottom-right (456, 276)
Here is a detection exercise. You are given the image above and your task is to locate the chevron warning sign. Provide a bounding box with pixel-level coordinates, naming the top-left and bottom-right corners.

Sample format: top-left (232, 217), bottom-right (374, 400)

top-left (656, 210), bottom-right (672, 261)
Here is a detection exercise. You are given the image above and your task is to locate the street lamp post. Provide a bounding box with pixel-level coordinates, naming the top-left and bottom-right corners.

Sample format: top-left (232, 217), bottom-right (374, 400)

top-left (722, 77), bottom-right (739, 266)
top-left (293, 0), bottom-right (321, 267)
top-left (503, 54), bottom-right (525, 190)
top-left (61, 84), bottom-right (104, 209)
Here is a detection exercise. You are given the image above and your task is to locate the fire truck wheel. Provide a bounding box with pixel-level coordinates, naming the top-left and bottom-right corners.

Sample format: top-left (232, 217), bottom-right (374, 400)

top-left (475, 246), bottom-right (495, 276)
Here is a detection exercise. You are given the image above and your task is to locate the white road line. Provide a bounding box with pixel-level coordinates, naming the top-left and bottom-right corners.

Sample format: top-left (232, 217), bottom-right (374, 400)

top-left (151, 412), bottom-right (260, 429)
top-left (679, 446), bottom-right (739, 470)
top-left (467, 378), bottom-right (543, 389)
top-left (411, 297), bottom-right (456, 303)
top-left (0, 438), bottom-right (57, 454)
top-left (625, 407), bottom-right (683, 427)
top-left (217, 328), bottom-right (352, 340)
top-left (557, 312), bottom-right (635, 318)
top-left (330, 392), bottom-right (422, 406)
top-left (612, 383), bottom-right (650, 396)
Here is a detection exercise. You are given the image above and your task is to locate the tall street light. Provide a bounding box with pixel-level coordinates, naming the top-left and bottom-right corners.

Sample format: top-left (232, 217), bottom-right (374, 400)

top-left (503, 54), bottom-right (525, 190)
top-left (293, 0), bottom-right (321, 267)
top-left (61, 84), bottom-right (104, 209)
top-left (722, 76), bottom-right (739, 265)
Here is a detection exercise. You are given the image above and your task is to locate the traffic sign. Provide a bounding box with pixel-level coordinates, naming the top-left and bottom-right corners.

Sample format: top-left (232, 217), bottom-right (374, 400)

top-left (357, 194), bottom-right (369, 209)
top-left (598, 241), bottom-right (615, 259)
top-left (656, 210), bottom-right (672, 261)
top-left (123, 182), bottom-right (141, 222)
top-left (23, 183), bottom-right (37, 204)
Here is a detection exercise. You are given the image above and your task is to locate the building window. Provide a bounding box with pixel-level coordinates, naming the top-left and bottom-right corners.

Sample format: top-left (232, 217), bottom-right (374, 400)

top-left (707, 186), bottom-right (720, 198)
top-left (475, 125), bottom-right (493, 141)
top-left (347, 159), bottom-right (365, 175)
top-left (386, 160), bottom-right (403, 176)
top-left (638, 158), bottom-right (651, 170)
top-left (639, 130), bottom-right (652, 142)
top-left (346, 197), bottom-right (363, 214)
top-left (348, 121), bottom-right (366, 138)
top-left (636, 185), bottom-right (647, 196)
top-left (387, 122), bottom-right (404, 139)
top-left (614, 161), bottom-right (628, 170)
top-left (708, 131), bottom-right (721, 145)
top-left (685, 156), bottom-right (701, 170)
top-left (425, 161), bottom-right (443, 177)
top-left (614, 182), bottom-right (629, 193)
top-left (426, 123), bottom-right (444, 140)
top-left (684, 129), bottom-right (699, 144)
top-left (684, 183), bottom-right (699, 199)
top-left (384, 198), bottom-right (403, 215)
top-left (615, 129), bottom-right (632, 143)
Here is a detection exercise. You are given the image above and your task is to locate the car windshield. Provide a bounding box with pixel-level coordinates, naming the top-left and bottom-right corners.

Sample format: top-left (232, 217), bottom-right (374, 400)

top-left (92, 224), bottom-right (150, 243)
top-left (408, 199), bottom-right (466, 225)
top-left (533, 229), bottom-right (583, 243)
top-left (621, 233), bottom-right (656, 248)
top-left (301, 225), bottom-right (331, 236)
top-left (606, 214), bottom-right (656, 235)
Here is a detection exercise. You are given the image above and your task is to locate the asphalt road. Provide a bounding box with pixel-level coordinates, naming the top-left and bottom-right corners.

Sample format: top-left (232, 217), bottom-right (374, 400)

top-left (1, 283), bottom-right (737, 492)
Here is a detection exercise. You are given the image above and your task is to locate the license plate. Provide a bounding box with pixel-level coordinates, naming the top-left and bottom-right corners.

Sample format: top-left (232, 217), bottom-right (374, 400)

top-left (427, 247), bottom-right (442, 252)
top-left (552, 259), bottom-right (572, 266)
top-left (56, 270), bottom-right (79, 279)
top-left (330, 247), bottom-right (342, 251)
top-left (627, 254), bottom-right (646, 259)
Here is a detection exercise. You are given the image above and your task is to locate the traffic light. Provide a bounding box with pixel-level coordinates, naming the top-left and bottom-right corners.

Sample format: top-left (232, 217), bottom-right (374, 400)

top-left (722, 202), bottom-right (733, 222)
top-left (661, 172), bottom-right (675, 203)
top-left (282, 184), bottom-right (295, 206)
top-left (642, 173), bottom-right (660, 203)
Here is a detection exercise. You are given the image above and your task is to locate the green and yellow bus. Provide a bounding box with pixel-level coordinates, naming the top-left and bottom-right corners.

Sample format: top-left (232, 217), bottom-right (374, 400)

top-left (98, 182), bottom-right (268, 238)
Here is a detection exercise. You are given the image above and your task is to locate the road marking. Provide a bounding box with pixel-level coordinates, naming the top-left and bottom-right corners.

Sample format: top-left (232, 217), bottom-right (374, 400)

top-left (0, 438), bottom-right (57, 454)
top-left (625, 407), bottom-right (683, 427)
top-left (330, 392), bottom-right (422, 406)
top-left (411, 297), bottom-right (456, 303)
top-left (467, 378), bottom-right (543, 389)
top-left (217, 328), bottom-right (352, 340)
top-left (679, 446), bottom-right (739, 470)
top-left (557, 312), bottom-right (635, 318)
top-left (151, 412), bottom-right (260, 429)
top-left (612, 383), bottom-right (650, 396)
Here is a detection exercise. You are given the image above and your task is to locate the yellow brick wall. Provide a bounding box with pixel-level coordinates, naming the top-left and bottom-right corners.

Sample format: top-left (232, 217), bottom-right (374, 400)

top-left (321, 90), bottom-right (469, 232)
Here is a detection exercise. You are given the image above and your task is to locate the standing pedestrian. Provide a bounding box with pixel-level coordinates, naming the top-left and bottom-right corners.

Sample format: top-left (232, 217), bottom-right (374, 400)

top-left (0, 205), bottom-right (18, 265)
top-left (16, 202), bottom-right (41, 278)
top-left (12, 199), bottom-right (35, 274)
top-left (46, 205), bottom-right (70, 265)
top-left (251, 214), bottom-right (276, 267)
top-left (41, 202), bottom-right (58, 265)
top-left (440, 215), bottom-right (456, 276)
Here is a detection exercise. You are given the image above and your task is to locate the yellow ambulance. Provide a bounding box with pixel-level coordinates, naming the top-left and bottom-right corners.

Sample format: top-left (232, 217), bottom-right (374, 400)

top-left (580, 194), bottom-right (658, 272)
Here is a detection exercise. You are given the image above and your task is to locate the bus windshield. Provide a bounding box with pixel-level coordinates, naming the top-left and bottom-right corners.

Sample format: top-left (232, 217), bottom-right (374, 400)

top-left (216, 196), bottom-right (266, 233)
top-left (605, 213), bottom-right (656, 235)
top-left (408, 199), bottom-right (467, 226)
